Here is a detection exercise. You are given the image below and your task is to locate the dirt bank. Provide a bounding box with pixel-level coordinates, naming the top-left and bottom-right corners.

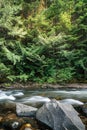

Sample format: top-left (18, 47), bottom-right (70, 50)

top-left (0, 82), bottom-right (87, 90)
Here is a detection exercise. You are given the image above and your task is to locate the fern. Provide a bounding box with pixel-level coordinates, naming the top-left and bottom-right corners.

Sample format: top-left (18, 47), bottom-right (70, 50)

top-left (3, 47), bottom-right (21, 65)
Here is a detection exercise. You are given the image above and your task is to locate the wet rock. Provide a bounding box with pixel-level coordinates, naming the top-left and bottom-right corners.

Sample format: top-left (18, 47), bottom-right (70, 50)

top-left (23, 128), bottom-right (32, 130)
top-left (80, 115), bottom-right (87, 130)
top-left (0, 101), bottom-right (16, 113)
top-left (1, 119), bottom-right (21, 130)
top-left (11, 121), bottom-right (19, 129)
top-left (20, 124), bottom-right (33, 130)
top-left (0, 112), bottom-right (40, 130)
top-left (80, 104), bottom-right (87, 117)
top-left (1, 113), bottom-right (25, 130)
top-left (13, 92), bottom-right (24, 97)
top-left (16, 103), bottom-right (38, 117)
top-left (0, 116), bottom-right (3, 121)
top-left (3, 113), bottom-right (17, 120)
top-left (36, 99), bottom-right (85, 130)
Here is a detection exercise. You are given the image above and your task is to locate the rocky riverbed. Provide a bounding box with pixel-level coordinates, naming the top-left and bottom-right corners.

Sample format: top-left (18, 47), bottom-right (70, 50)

top-left (0, 83), bottom-right (87, 130)
top-left (0, 101), bottom-right (87, 130)
top-left (0, 102), bottom-right (51, 130)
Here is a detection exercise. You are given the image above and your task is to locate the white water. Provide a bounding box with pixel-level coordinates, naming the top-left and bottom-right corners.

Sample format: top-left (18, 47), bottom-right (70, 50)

top-left (20, 96), bottom-right (50, 103)
top-left (60, 99), bottom-right (84, 105)
top-left (0, 89), bottom-right (87, 105)
top-left (0, 92), bottom-right (15, 100)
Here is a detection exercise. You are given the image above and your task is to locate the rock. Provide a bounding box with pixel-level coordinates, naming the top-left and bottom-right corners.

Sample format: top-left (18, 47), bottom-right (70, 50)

top-left (60, 98), bottom-right (84, 106)
top-left (1, 113), bottom-right (25, 130)
top-left (80, 104), bottom-right (87, 117)
top-left (4, 113), bottom-right (17, 120)
top-left (13, 92), bottom-right (24, 97)
top-left (24, 128), bottom-right (32, 130)
top-left (11, 121), bottom-right (19, 129)
top-left (0, 101), bottom-right (16, 113)
top-left (0, 116), bottom-right (3, 121)
top-left (20, 124), bottom-right (33, 130)
top-left (1, 119), bottom-right (22, 130)
top-left (36, 99), bottom-right (85, 130)
top-left (16, 103), bottom-right (38, 117)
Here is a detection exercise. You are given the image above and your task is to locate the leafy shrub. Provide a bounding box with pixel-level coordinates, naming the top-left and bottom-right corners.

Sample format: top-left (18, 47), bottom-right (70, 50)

top-left (56, 67), bottom-right (75, 83)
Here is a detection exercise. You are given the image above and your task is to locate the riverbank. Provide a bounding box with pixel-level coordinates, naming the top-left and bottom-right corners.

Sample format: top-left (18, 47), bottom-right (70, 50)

top-left (0, 82), bottom-right (87, 89)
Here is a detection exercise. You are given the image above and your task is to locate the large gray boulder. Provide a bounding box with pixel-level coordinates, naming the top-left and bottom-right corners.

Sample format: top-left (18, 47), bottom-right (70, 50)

top-left (16, 103), bottom-right (38, 117)
top-left (36, 99), bottom-right (85, 130)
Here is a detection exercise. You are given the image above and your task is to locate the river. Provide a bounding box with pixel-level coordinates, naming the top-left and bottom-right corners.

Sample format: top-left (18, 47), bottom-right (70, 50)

top-left (0, 88), bottom-right (87, 106)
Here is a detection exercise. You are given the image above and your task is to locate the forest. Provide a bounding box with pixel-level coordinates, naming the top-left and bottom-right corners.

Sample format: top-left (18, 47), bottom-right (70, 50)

top-left (0, 0), bottom-right (87, 84)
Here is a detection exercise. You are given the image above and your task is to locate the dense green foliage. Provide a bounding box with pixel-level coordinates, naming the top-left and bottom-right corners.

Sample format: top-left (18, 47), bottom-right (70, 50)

top-left (0, 0), bottom-right (87, 83)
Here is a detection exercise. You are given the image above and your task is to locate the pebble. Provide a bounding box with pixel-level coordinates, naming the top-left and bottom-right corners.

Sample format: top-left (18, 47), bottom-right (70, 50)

top-left (24, 128), bottom-right (32, 130)
top-left (12, 121), bottom-right (19, 128)
top-left (0, 116), bottom-right (3, 121)
top-left (20, 124), bottom-right (33, 130)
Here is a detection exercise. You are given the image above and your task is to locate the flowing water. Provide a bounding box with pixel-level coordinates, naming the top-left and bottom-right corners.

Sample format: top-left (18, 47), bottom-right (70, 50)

top-left (0, 88), bottom-right (87, 130)
top-left (0, 88), bottom-right (87, 106)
